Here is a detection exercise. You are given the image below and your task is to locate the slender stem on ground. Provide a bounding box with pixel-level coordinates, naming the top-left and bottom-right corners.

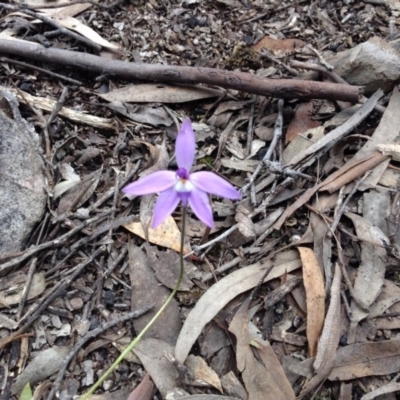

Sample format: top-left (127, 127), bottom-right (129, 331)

top-left (81, 208), bottom-right (187, 399)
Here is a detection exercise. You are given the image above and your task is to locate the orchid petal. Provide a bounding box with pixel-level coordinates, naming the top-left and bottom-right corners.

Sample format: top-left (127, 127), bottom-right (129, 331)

top-left (122, 171), bottom-right (176, 196)
top-left (188, 187), bottom-right (214, 228)
top-left (176, 118), bottom-right (195, 171)
top-left (152, 187), bottom-right (181, 228)
top-left (190, 171), bottom-right (241, 200)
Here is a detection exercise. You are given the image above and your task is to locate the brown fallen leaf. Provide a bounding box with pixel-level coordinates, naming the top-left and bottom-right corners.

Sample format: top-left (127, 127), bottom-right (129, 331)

top-left (253, 36), bottom-right (306, 55)
top-left (229, 297), bottom-right (289, 400)
top-left (299, 263), bottom-right (341, 399)
top-left (127, 373), bottom-right (155, 400)
top-left (128, 245), bottom-right (182, 346)
top-left (297, 247), bottom-right (325, 357)
top-left (252, 337), bottom-right (296, 400)
top-left (285, 101), bottom-right (321, 143)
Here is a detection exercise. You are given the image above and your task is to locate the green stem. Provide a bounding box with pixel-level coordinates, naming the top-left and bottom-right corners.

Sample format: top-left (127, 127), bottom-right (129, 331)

top-left (81, 208), bottom-right (187, 399)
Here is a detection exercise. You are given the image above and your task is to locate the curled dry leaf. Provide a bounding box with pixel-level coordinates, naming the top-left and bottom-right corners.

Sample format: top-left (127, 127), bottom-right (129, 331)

top-left (175, 250), bottom-right (302, 364)
top-left (297, 247), bottom-right (325, 358)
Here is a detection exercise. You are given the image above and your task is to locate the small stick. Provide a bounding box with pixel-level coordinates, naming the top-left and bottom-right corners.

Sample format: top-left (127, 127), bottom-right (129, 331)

top-left (245, 96), bottom-right (256, 156)
top-left (0, 56), bottom-right (82, 85)
top-left (15, 258), bottom-right (37, 320)
top-left (29, 0), bottom-right (126, 10)
top-left (242, 99), bottom-right (284, 193)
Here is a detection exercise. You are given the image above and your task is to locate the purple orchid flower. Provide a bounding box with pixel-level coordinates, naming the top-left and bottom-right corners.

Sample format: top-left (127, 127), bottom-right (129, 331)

top-left (122, 118), bottom-right (241, 228)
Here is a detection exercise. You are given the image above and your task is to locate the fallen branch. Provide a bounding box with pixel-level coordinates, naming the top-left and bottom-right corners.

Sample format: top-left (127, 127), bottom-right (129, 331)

top-left (0, 39), bottom-right (362, 102)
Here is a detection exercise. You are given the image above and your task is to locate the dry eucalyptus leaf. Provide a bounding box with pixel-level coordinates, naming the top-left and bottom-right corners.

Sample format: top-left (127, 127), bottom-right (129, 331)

top-left (220, 158), bottom-right (259, 172)
top-left (286, 101), bottom-right (321, 143)
top-left (369, 279), bottom-right (400, 319)
top-left (124, 216), bottom-right (191, 254)
top-left (106, 102), bottom-right (173, 127)
top-left (175, 250), bottom-right (302, 364)
top-left (100, 83), bottom-right (222, 103)
top-left (11, 347), bottom-right (70, 395)
top-left (129, 245), bottom-right (182, 346)
top-left (56, 167), bottom-right (102, 215)
top-left (354, 87), bottom-right (400, 188)
top-left (290, 338), bottom-right (400, 381)
top-left (0, 272), bottom-right (45, 309)
top-left (50, 16), bottom-right (119, 50)
top-left (297, 247), bottom-right (325, 358)
top-left (143, 243), bottom-right (194, 291)
top-left (133, 339), bottom-right (179, 399)
top-left (345, 212), bottom-right (387, 342)
top-left (283, 126), bottom-right (325, 165)
top-left (252, 337), bottom-right (296, 400)
top-left (185, 355), bottom-right (223, 392)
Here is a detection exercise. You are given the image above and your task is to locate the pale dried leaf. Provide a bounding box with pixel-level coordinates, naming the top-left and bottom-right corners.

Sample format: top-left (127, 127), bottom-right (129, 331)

top-left (376, 143), bottom-right (400, 161)
top-left (185, 355), bottom-right (223, 392)
top-left (0, 85), bottom-right (113, 129)
top-left (133, 339), bottom-right (179, 399)
top-left (52, 16), bottom-right (119, 49)
top-left (345, 212), bottom-right (387, 342)
top-left (124, 216), bottom-right (191, 254)
top-left (297, 247), bottom-right (325, 358)
top-left (353, 87), bottom-right (400, 188)
top-left (0, 272), bottom-right (45, 308)
top-left (11, 347), bottom-right (70, 395)
top-left (100, 83), bottom-right (222, 103)
top-left (220, 158), bottom-right (259, 172)
top-left (175, 250), bottom-right (302, 363)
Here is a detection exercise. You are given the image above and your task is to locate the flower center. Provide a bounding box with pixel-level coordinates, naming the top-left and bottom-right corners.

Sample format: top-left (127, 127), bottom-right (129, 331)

top-left (175, 168), bottom-right (193, 194)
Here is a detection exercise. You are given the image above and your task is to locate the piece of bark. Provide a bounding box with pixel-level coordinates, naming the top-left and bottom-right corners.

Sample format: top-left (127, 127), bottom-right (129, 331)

top-left (0, 39), bottom-right (361, 102)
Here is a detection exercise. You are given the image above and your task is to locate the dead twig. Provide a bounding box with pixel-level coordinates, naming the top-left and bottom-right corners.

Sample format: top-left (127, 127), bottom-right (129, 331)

top-left (0, 39), bottom-right (362, 102)
top-left (0, 56), bottom-right (82, 85)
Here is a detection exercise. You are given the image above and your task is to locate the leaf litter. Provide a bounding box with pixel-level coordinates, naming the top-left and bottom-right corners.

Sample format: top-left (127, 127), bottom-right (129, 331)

top-left (1, 0), bottom-right (400, 399)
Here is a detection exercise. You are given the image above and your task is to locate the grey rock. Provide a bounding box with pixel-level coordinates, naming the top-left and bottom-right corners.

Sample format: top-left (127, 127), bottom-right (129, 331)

top-left (0, 90), bottom-right (46, 255)
top-left (328, 37), bottom-right (400, 94)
